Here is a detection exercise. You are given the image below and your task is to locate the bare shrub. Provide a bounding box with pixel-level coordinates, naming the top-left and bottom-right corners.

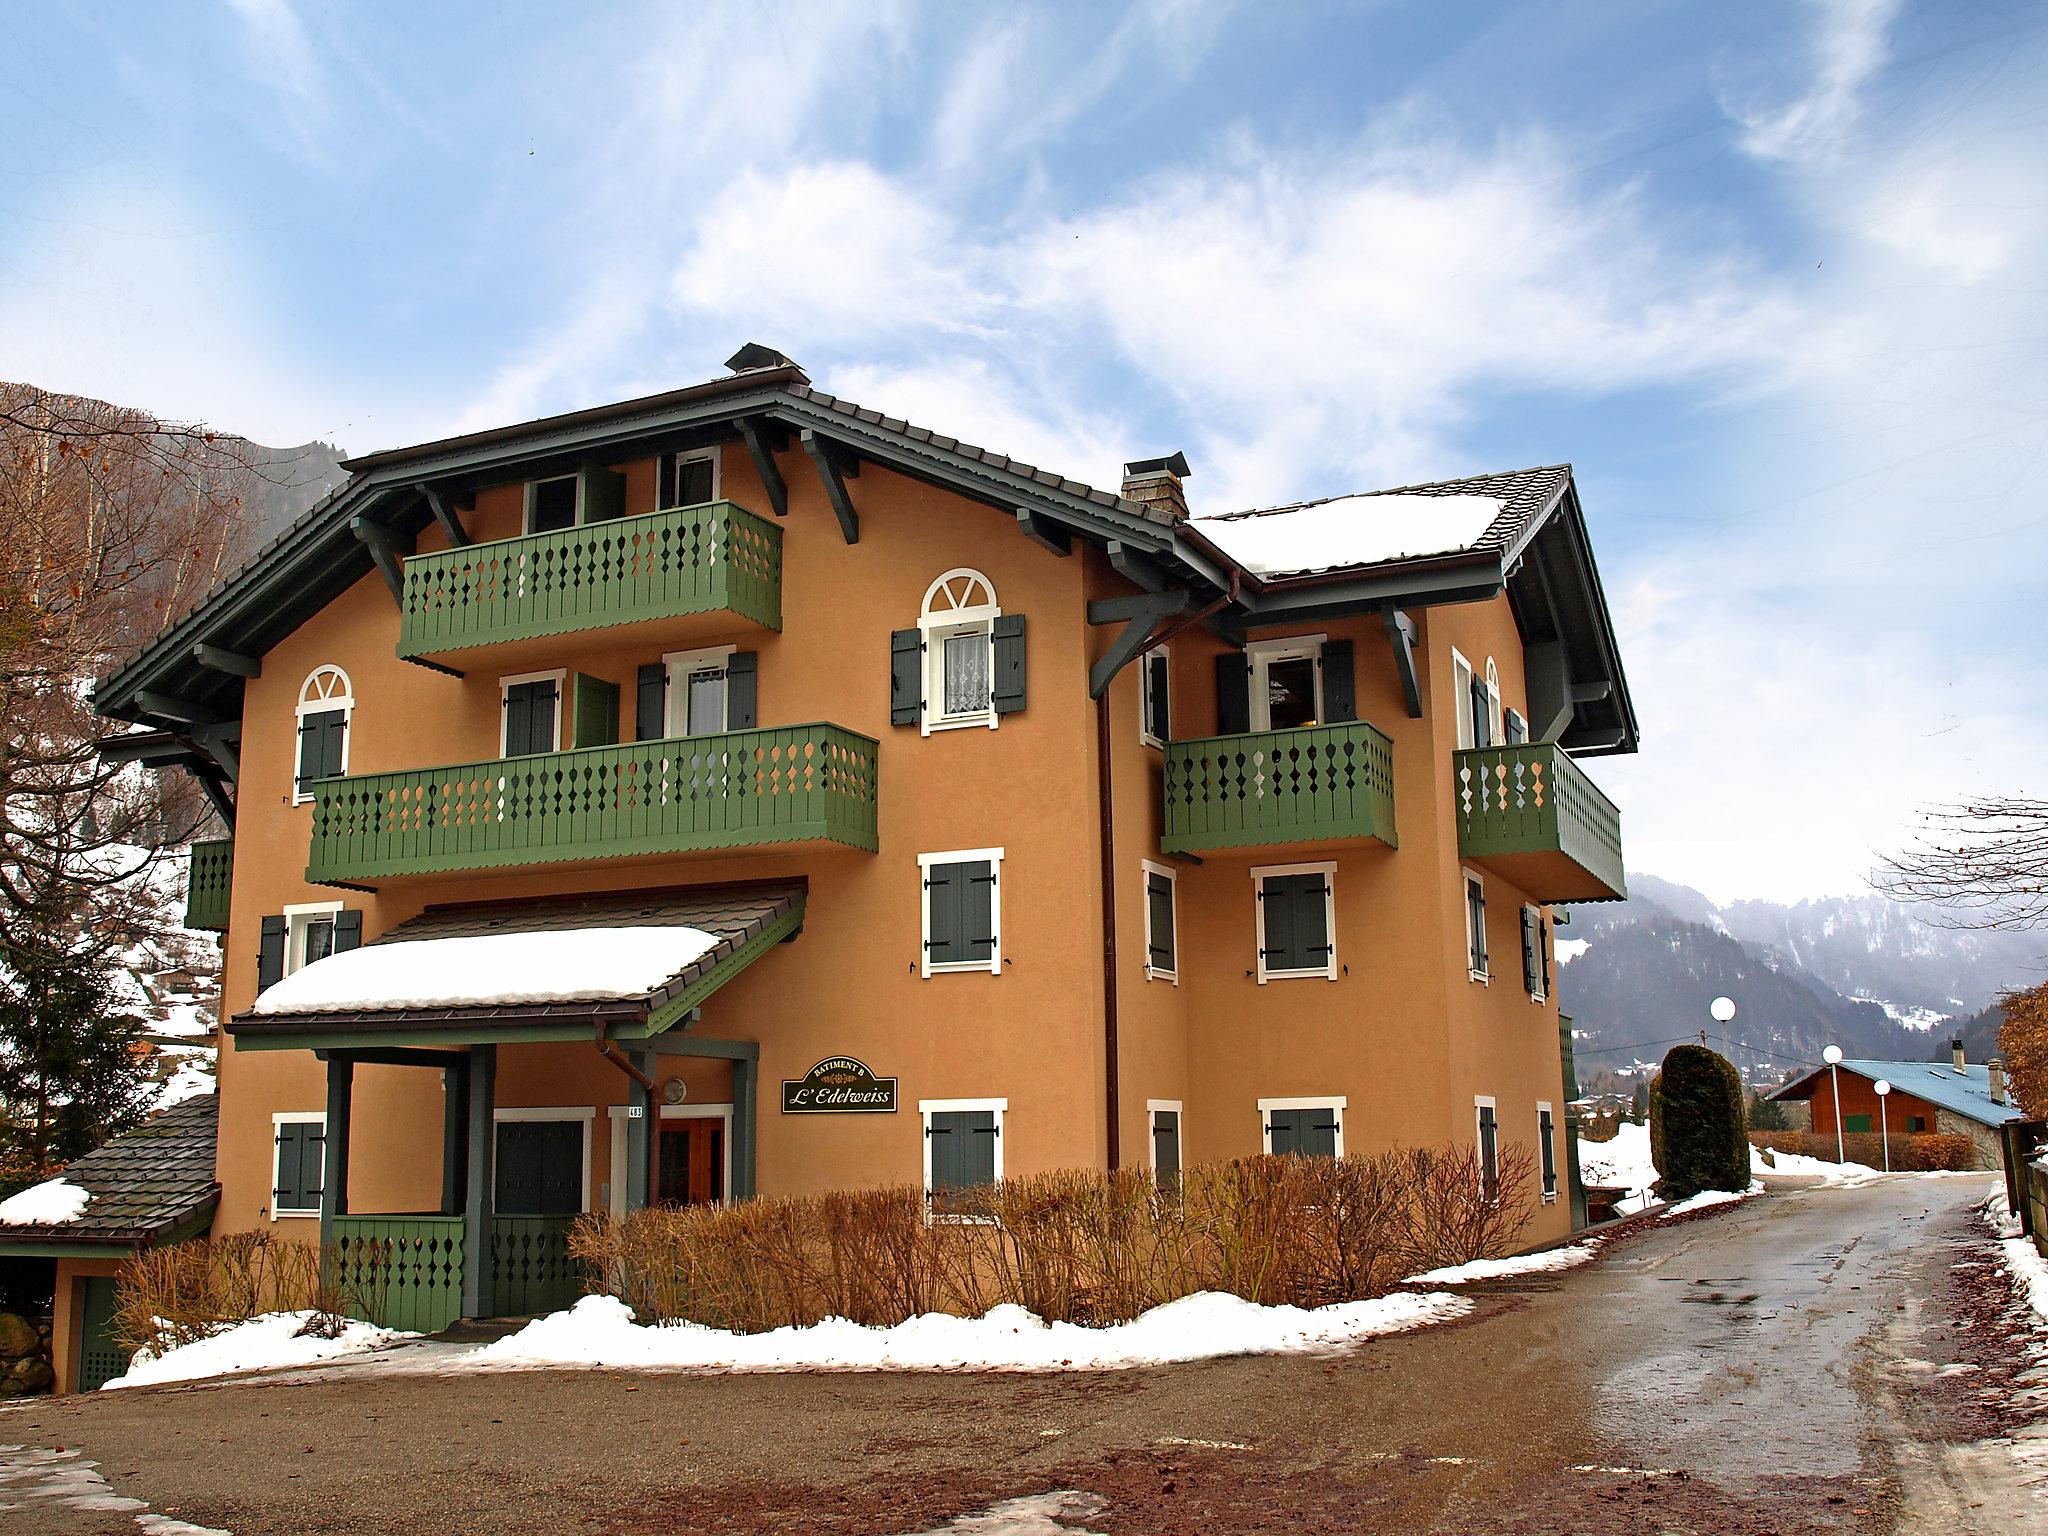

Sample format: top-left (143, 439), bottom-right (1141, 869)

top-left (1394, 1143), bottom-right (1536, 1274)
top-left (112, 1232), bottom-right (336, 1358)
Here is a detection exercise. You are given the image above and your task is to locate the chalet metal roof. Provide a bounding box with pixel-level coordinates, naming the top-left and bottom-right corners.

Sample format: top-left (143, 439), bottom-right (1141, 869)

top-left (0, 1094), bottom-right (218, 1251)
top-left (1769, 1059), bottom-right (2026, 1128)
top-left (228, 879), bottom-right (804, 1040)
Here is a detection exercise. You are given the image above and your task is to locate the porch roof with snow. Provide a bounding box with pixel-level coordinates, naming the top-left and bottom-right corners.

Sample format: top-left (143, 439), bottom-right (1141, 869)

top-left (1768, 1059), bottom-right (2025, 1127)
top-left (228, 881), bottom-right (805, 1051)
top-left (0, 1094), bottom-right (219, 1257)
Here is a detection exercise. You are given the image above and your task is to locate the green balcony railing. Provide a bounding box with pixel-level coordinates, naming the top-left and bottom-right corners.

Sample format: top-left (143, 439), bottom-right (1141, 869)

top-left (397, 500), bottom-right (782, 661)
top-left (332, 1213), bottom-right (466, 1334)
top-left (184, 838), bottom-right (233, 931)
top-left (1454, 742), bottom-right (1625, 902)
top-left (491, 1213), bottom-right (584, 1317)
top-left (305, 722), bottom-right (879, 883)
top-left (1162, 721), bottom-right (1397, 854)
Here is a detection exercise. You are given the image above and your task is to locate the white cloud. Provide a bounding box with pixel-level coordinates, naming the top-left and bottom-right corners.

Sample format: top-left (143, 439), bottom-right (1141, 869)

top-left (1721, 0), bottom-right (1902, 165)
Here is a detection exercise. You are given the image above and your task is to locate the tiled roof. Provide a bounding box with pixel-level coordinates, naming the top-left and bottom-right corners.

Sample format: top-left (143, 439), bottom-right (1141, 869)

top-left (1772, 1059), bottom-right (2025, 1127)
top-left (231, 880), bottom-right (805, 1035)
top-left (0, 1094), bottom-right (218, 1248)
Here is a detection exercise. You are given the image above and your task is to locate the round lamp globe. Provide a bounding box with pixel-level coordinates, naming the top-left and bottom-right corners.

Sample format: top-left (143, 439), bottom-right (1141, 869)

top-left (1874, 1079), bottom-right (1891, 1097)
top-left (1823, 1045), bottom-right (1844, 1066)
top-left (1710, 996), bottom-right (1737, 1023)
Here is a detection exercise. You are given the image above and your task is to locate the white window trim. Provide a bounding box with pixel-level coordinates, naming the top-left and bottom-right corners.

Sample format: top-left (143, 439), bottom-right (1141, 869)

top-left (668, 448), bottom-right (721, 508)
top-left (1252, 860), bottom-right (1338, 984)
top-left (1475, 1094), bottom-right (1500, 1189)
top-left (1523, 903), bottom-right (1548, 1002)
top-left (1146, 1099), bottom-right (1184, 1178)
top-left (918, 847), bottom-right (1004, 978)
top-left (281, 899), bottom-right (343, 976)
top-left (1257, 1095), bottom-right (1347, 1159)
top-left (292, 666), bottom-right (354, 805)
top-left (492, 1106), bottom-right (594, 1216)
top-left (1451, 647), bottom-right (1474, 751)
top-left (919, 1097), bottom-right (1007, 1209)
top-left (1484, 658), bottom-right (1503, 745)
top-left (523, 472), bottom-right (580, 533)
top-left (1245, 634), bottom-right (1326, 733)
top-left (1464, 867), bottom-right (1489, 983)
top-left (604, 1102), bottom-right (733, 1216)
top-left (1537, 1101), bottom-right (1557, 1204)
top-left (917, 568), bottom-right (1001, 736)
top-left (270, 1110), bottom-right (325, 1221)
top-left (662, 644), bottom-right (738, 737)
top-left (1141, 859), bottom-right (1179, 984)
top-left (498, 668), bottom-right (567, 756)
top-left (1139, 645), bottom-right (1169, 750)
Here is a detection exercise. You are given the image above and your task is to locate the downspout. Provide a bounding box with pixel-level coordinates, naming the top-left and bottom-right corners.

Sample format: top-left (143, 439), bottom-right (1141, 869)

top-left (597, 1022), bottom-right (659, 1210)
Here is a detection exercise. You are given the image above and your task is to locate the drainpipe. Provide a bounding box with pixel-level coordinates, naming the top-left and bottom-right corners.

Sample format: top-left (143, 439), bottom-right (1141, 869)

top-left (1096, 689), bottom-right (1121, 1170)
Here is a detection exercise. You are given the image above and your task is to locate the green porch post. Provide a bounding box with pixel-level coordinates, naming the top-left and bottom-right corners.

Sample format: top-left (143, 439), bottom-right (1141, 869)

top-left (319, 1054), bottom-right (353, 1255)
top-left (441, 1058), bottom-right (468, 1217)
top-left (731, 1053), bottom-right (758, 1201)
top-left (625, 1049), bottom-right (653, 1210)
top-left (461, 1043), bottom-right (496, 1318)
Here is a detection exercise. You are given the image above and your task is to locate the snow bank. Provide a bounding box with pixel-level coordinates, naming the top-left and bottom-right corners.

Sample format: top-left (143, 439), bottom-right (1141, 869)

top-left (1750, 1144), bottom-right (1881, 1182)
top-left (103, 1311), bottom-right (412, 1389)
top-left (1578, 1121), bottom-right (1659, 1214)
top-left (1408, 1242), bottom-right (1599, 1284)
top-left (0, 1176), bottom-right (89, 1225)
top-left (464, 1290), bottom-right (1472, 1375)
top-left (1191, 493), bottom-right (1505, 577)
top-left (251, 924), bottom-right (719, 1015)
top-left (1984, 1185), bottom-right (2048, 1326)
top-left (1662, 1184), bottom-right (1762, 1217)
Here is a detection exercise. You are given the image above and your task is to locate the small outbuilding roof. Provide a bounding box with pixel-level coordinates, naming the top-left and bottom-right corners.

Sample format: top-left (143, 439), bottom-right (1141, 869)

top-left (0, 1094), bottom-right (219, 1252)
top-left (1769, 1059), bottom-right (2025, 1128)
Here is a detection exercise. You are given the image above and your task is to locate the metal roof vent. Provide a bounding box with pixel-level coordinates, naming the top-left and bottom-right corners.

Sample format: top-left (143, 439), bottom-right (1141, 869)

top-left (727, 343), bottom-right (797, 374)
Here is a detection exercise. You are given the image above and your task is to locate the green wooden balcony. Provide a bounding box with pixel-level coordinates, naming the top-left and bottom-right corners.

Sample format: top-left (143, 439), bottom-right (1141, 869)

top-left (397, 500), bottom-right (782, 663)
top-left (305, 723), bottom-right (879, 884)
top-left (1454, 742), bottom-right (1625, 902)
top-left (184, 838), bottom-right (233, 931)
top-left (1162, 721), bottom-right (1397, 855)
top-left (332, 1213), bottom-right (465, 1333)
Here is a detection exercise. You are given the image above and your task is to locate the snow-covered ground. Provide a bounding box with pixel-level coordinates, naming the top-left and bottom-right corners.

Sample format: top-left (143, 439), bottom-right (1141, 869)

top-left (1408, 1242), bottom-right (1600, 1284)
top-left (0, 1176), bottom-right (90, 1225)
top-left (1577, 1121), bottom-right (1659, 1214)
top-left (457, 1290), bottom-right (1472, 1375)
top-left (1750, 1144), bottom-right (1882, 1183)
top-left (103, 1312), bottom-right (412, 1390)
top-left (1985, 1182), bottom-right (2048, 1327)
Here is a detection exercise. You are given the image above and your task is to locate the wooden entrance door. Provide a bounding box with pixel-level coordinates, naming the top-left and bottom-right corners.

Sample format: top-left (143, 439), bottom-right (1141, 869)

top-left (658, 1117), bottom-right (725, 1206)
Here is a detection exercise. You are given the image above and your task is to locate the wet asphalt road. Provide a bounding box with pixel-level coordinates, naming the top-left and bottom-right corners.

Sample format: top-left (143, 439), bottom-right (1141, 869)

top-left (1, 1174), bottom-right (2040, 1535)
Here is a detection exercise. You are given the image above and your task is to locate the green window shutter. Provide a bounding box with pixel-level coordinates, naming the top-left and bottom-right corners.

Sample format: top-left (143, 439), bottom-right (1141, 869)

top-left (1151, 1111), bottom-right (1181, 1186)
top-left (1268, 1108), bottom-right (1337, 1159)
top-left (727, 651), bottom-right (758, 730)
top-left (332, 909), bottom-right (363, 953)
top-left (275, 1122), bottom-right (323, 1209)
top-left (297, 709), bottom-right (344, 795)
top-left (635, 663), bottom-right (668, 740)
top-left (991, 614), bottom-right (1027, 715)
top-left (1467, 880), bottom-right (1488, 974)
top-left (1505, 708), bottom-right (1527, 745)
top-left (890, 629), bottom-right (922, 727)
top-left (1521, 907), bottom-right (1541, 993)
top-left (927, 1113), bottom-right (960, 1191)
top-left (572, 674), bottom-right (620, 749)
top-left (579, 461), bottom-right (625, 522)
top-left (495, 1121), bottom-right (583, 1216)
top-left (1146, 871), bottom-right (1175, 973)
top-left (656, 452), bottom-right (676, 511)
top-left (319, 712), bottom-right (347, 780)
top-left (1478, 1105), bottom-right (1499, 1195)
top-left (504, 679), bottom-right (559, 756)
top-left (927, 860), bottom-right (994, 967)
top-left (964, 1110), bottom-right (998, 1186)
top-left (925, 862), bottom-right (961, 966)
top-left (1261, 873), bottom-right (1329, 974)
top-left (961, 862), bottom-right (997, 964)
top-left (1322, 639), bottom-right (1356, 723)
top-left (1843, 1113), bottom-right (1873, 1134)
top-left (1469, 675), bottom-right (1493, 748)
top-left (1145, 650), bottom-right (1171, 742)
top-left (1215, 652), bottom-right (1250, 735)
top-left (257, 914), bottom-right (286, 993)
top-left (928, 1110), bottom-right (995, 1192)
top-left (1539, 1108), bottom-right (1557, 1197)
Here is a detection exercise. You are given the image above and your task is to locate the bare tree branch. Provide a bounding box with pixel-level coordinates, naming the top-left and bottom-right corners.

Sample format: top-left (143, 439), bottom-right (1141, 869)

top-left (1873, 798), bottom-right (2048, 929)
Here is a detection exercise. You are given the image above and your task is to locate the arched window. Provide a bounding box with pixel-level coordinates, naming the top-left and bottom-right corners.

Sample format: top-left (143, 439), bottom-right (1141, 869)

top-left (294, 665), bottom-right (353, 802)
top-left (918, 569), bottom-right (1000, 734)
top-left (1483, 659), bottom-right (1503, 747)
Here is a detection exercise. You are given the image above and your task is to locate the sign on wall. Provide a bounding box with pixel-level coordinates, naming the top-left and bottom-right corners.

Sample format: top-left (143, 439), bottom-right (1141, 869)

top-left (781, 1056), bottom-right (898, 1114)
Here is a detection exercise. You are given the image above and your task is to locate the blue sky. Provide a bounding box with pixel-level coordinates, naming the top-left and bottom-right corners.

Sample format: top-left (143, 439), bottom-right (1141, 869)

top-left (3, 1), bottom-right (2044, 903)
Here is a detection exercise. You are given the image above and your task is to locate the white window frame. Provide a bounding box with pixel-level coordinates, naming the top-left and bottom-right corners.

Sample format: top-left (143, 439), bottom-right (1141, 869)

top-left (668, 448), bottom-right (720, 508)
top-left (1484, 658), bottom-right (1503, 745)
top-left (1464, 868), bottom-right (1489, 983)
top-left (1451, 648), bottom-right (1474, 751)
top-left (1523, 903), bottom-right (1548, 1002)
top-left (292, 665), bottom-right (354, 805)
top-left (1146, 1099), bottom-right (1184, 1179)
top-left (918, 846), bottom-right (1004, 978)
top-left (281, 899), bottom-right (343, 977)
top-left (523, 472), bottom-right (580, 533)
top-left (1245, 633), bottom-right (1325, 732)
top-left (498, 668), bottom-right (567, 756)
top-left (919, 1097), bottom-right (1007, 1214)
top-left (604, 1102), bottom-right (733, 1216)
top-left (493, 1106), bottom-right (595, 1215)
top-left (1536, 1101), bottom-right (1557, 1204)
top-left (1257, 1095), bottom-right (1347, 1158)
top-left (1139, 645), bottom-right (1170, 750)
top-left (1141, 858), bottom-right (1179, 984)
top-left (270, 1110), bottom-right (326, 1221)
top-left (1475, 1094), bottom-right (1500, 1191)
top-left (1252, 860), bottom-right (1338, 984)
top-left (662, 644), bottom-right (738, 737)
top-left (917, 568), bottom-right (1001, 736)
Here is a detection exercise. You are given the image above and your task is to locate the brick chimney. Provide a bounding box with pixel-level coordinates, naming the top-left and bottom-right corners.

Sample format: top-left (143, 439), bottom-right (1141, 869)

top-left (1122, 453), bottom-right (1192, 521)
top-left (1951, 1037), bottom-right (1966, 1072)
top-left (1988, 1058), bottom-right (2007, 1106)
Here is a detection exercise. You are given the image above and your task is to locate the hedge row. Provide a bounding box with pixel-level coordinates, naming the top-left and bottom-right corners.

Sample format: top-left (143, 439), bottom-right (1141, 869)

top-left (1748, 1130), bottom-right (1978, 1171)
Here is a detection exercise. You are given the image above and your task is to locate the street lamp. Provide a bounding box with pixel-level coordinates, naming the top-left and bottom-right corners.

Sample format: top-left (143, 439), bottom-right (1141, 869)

top-left (1710, 996), bottom-right (1736, 1024)
top-left (1873, 1079), bottom-right (1891, 1173)
top-left (1823, 1045), bottom-right (1845, 1165)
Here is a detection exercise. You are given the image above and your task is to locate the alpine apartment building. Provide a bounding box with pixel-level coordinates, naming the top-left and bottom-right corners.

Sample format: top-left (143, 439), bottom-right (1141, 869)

top-left (49, 345), bottom-right (1635, 1371)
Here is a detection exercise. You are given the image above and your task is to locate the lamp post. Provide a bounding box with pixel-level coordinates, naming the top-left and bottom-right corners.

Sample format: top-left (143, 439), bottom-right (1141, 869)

top-left (1873, 1079), bottom-right (1891, 1173)
top-left (1823, 1045), bottom-right (1845, 1165)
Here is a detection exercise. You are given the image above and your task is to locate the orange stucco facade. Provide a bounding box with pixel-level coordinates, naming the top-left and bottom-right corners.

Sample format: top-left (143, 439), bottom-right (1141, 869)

top-left (190, 427), bottom-right (1587, 1281)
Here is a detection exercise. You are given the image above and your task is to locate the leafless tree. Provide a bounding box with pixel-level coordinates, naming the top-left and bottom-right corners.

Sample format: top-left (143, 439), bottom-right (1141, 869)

top-left (1873, 799), bottom-right (2048, 930)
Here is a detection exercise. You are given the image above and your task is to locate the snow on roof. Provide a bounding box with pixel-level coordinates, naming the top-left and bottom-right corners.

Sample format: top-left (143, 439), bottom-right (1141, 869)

top-left (251, 925), bottom-right (721, 1017)
top-left (0, 1177), bottom-right (91, 1226)
top-left (1191, 492), bottom-right (1507, 578)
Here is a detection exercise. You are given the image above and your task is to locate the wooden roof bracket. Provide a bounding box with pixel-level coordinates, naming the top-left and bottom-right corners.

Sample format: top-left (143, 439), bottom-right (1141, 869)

top-left (351, 515), bottom-right (414, 605)
top-left (416, 483), bottom-right (472, 547)
top-left (737, 417), bottom-right (789, 517)
top-left (800, 429), bottom-right (860, 543)
top-left (1383, 608), bottom-right (1422, 718)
